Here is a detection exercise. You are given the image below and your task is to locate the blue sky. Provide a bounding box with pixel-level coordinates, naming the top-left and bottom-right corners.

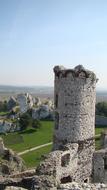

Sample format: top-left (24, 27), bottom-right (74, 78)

top-left (0, 0), bottom-right (107, 90)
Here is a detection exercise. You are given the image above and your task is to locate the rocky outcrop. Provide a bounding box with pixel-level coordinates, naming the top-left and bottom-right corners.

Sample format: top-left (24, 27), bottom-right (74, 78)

top-left (0, 138), bottom-right (26, 176)
top-left (17, 94), bottom-right (34, 114)
top-left (0, 150), bottom-right (25, 175)
top-left (7, 97), bottom-right (17, 111)
top-left (0, 120), bottom-right (18, 133)
top-left (34, 97), bottom-right (41, 107)
top-left (32, 105), bottom-right (54, 120)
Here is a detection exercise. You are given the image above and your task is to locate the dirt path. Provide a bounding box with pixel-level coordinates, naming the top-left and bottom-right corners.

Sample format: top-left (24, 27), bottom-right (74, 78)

top-left (18, 134), bottom-right (101, 156)
top-left (18, 142), bottom-right (52, 156)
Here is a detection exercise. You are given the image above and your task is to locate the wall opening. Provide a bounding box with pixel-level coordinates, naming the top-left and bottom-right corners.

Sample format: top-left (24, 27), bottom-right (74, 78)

top-left (78, 142), bottom-right (84, 151)
top-left (78, 71), bottom-right (86, 78)
top-left (61, 153), bottom-right (70, 167)
top-left (104, 156), bottom-right (107, 170)
top-left (55, 112), bottom-right (59, 130)
top-left (84, 179), bottom-right (88, 183)
top-left (61, 176), bottom-right (72, 184)
top-left (55, 94), bottom-right (58, 108)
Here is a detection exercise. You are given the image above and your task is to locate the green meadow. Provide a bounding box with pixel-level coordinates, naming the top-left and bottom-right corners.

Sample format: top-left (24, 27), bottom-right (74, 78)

top-left (0, 121), bottom-right (106, 168)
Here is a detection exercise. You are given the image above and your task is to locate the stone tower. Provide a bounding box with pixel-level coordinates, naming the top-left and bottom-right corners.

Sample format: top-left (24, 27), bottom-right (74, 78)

top-left (53, 65), bottom-right (97, 182)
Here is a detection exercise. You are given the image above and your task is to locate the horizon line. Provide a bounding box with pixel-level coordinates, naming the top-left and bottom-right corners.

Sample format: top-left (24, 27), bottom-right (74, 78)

top-left (0, 84), bottom-right (106, 92)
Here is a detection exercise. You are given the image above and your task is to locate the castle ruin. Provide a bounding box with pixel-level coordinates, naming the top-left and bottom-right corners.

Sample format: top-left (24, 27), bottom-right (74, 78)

top-left (35, 65), bottom-right (107, 188)
top-left (0, 65), bottom-right (107, 189)
top-left (53, 65), bottom-right (96, 183)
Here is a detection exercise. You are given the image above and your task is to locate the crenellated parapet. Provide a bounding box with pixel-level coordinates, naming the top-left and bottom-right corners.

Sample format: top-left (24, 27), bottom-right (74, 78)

top-left (54, 65), bottom-right (97, 83)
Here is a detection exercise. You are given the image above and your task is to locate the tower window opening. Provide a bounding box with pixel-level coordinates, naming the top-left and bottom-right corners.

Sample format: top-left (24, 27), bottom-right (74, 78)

top-left (84, 179), bottom-right (88, 183)
top-left (104, 156), bottom-right (107, 170)
top-left (55, 112), bottom-right (59, 130)
top-left (55, 94), bottom-right (58, 108)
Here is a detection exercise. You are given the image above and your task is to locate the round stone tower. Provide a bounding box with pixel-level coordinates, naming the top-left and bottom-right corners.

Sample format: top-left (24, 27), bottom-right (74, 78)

top-left (53, 65), bottom-right (97, 149)
top-left (53, 65), bottom-right (97, 182)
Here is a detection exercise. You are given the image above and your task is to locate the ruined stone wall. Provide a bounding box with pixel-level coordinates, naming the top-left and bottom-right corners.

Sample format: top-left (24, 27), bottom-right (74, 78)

top-left (100, 131), bottom-right (107, 149)
top-left (53, 65), bottom-right (97, 182)
top-left (36, 143), bottom-right (78, 185)
top-left (93, 149), bottom-right (107, 183)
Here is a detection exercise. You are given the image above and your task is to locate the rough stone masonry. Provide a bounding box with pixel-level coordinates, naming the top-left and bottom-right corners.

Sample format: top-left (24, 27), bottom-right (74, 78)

top-left (53, 65), bottom-right (97, 183)
top-left (34, 65), bottom-right (107, 188)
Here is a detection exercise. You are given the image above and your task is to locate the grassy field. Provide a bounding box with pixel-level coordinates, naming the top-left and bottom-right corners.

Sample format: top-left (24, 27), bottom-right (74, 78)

top-left (21, 126), bottom-right (106, 168)
top-left (95, 125), bottom-right (107, 150)
top-left (95, 126), bottom-right (107, 135)
top-left (21, 144), bottom-right (52, 168)
top-left (0, 122), bottom-right (107, 168)
top-left (0, 111), bottom-right (9, 116)
top-left (1, 121), bottom-right (53, 152)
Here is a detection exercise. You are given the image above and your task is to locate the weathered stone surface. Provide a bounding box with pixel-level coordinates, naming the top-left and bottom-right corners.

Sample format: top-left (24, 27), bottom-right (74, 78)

top-left (5, 186), bottom-right (27, 190)
top-left (32, 175), bottom-right (57, 190)
top-left (0, 139), bottom-right (26, 176)
top-left (93, 148), bottom-right (107, 183)
top-left (36, 143), bottom-right (78, 185)
top-left (35, 97), bottom-right (41, 107)
top-left (59, 182), bottom-right (107, 190)
top-left (53, 65), bottom-right (97, 182)
top-left (7, 97), bottom-right (17, 111)
top-left (17, 94), bottom-right (28, 113)
top-left (100, 130), bottom-right (107, 148)
top-left (17, 93), bottom-right (34, 113)
top-left (0, 120), bottom-right (17, 133)
top-left (0, 176), bottom-right (34, 190)
top-left (43, 99), bottom-right (54, 109)
top-left (32, 105), bottom-right (53, 120)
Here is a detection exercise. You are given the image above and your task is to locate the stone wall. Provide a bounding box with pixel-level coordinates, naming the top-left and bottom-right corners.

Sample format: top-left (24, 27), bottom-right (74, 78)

top-left (93, 149), bottom-right (107, 183)
top-left (36, 143), bottom-right (78, 185)
top-left (100, 131), bottom-right (107, 149)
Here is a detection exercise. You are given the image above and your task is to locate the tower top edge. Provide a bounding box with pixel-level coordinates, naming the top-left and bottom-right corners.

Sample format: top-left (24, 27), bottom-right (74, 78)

top-left (53, 65), bottom-right (98, 81)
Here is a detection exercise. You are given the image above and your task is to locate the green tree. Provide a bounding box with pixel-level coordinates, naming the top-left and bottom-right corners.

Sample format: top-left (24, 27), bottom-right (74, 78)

top-left (0, 100), bottom-right (8, 112)
top-left (32, 119), bottom-right (41, 129)
top-left (96, 101), bottom-right (107, 117)
top-left (19, 113), bottom-right (31, 131)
